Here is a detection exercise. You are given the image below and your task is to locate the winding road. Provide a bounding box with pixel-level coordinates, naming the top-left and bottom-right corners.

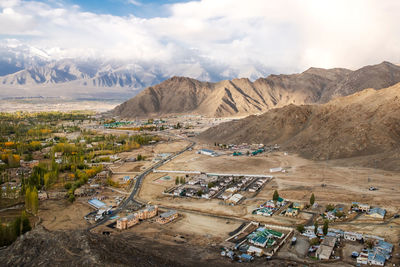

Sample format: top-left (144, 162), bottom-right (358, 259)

top-left (87, 134), bottom-right (195, 230)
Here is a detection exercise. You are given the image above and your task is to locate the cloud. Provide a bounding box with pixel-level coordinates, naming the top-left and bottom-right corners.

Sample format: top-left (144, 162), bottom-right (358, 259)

top-left (0, 0), bottom-right (400, 79)
top-left (127, 0), bottom-right (142, 6)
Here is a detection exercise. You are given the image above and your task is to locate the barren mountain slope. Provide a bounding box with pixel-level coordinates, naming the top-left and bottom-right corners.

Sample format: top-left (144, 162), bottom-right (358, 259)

top-left (112, 67), bottom-right (351, 118)
top-left (112, 62), bottom-right (400, 118)
top-left (320, 61), bottom-right (400, 102)
top-left (199, 83), bottom-right (400, 168)
top-left (112, 76), bottom-right (214, 117)
top-left (0, 226), bottom-right (242, 267)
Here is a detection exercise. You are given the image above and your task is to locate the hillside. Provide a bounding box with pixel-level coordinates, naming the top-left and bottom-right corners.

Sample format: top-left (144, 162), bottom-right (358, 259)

top-left (0, 226), bottom-right (199, 267)
top-left (199, 83), bottom-right (400, 170)
top-left (112, 62), bottom-right (400, 118)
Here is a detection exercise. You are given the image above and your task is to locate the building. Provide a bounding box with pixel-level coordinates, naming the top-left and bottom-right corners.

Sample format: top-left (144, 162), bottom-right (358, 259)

top-left (368, 251), bottom-right (386, 266)
top-left (316, 236), bottom-right (336, 260)
top-left (239, 254), bottom-right (253, 262)
top-left (367, 207), bottom-right (386, 219)
top-left (38, 191), bottom-right (48, 200)
top-left (269, 167), bottom-right (283, 173)
top-left (226, 194), bottom-right (244, 205)
top-left (20, 160), bottom-right (39, 168)
top-left (116, 214), bottom-right (139, 230)
top-left (96, 171), bottom-right (110, 180)
top-left (292, 202), bottom-right (304, 210)
top-left (137, 205), bottom-right (158, 220)
top-left (156, 210), bottom-right (178, 224)
top-left (358, 203), bottom-right (370, 212)
top-left (357, 252), bottom-right (369, 265)
top-left (197, 149), bottom-right (217, 157)
top-left (247, 246), bottom-right (263, 257)
top-left (344, 231), bottom-right (363, 242)
top-left (285, 208), bottom-right (298, 217)
top-left (88, 198), bottom-right (107, 209)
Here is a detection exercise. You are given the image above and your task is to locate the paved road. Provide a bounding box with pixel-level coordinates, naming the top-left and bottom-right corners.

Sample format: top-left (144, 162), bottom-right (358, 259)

top-left (87, 136), bottom-right (195, 230)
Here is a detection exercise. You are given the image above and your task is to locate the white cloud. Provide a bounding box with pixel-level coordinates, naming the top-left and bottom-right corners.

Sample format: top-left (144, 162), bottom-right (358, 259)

top-left (127, 0), bottom-right (142, 6)
top-left (0, 0), bottom-right (400, 79)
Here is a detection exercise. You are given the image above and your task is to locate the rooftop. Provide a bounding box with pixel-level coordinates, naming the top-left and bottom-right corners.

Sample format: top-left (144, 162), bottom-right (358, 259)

top-left (160, 210), bottom-right (177, 218)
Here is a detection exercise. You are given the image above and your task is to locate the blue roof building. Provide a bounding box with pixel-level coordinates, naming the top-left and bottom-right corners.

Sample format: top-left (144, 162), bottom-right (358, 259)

top-left (88, 198), bottom-right (107, 209)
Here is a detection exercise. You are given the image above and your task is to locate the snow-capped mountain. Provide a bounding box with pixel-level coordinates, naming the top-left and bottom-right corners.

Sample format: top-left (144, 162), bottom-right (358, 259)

top-left (0, 41), bottom-right (270, 100)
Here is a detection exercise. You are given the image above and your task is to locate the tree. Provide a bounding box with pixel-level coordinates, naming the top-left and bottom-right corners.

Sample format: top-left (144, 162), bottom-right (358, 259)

top-left (296, 224), bottom-right (305, 233)
top-left (68, 193), bottom-right (75, 203)
top-left (196, 190), bottom-right (203, 197)
top-left (13, 216), bottom-right (21, 237)
top-left (310, 193), bottom-right (315, 205)
top-left (273, 190), bottom-right (279, 201)
top-left (31, 187), bottom-right (39, 215)
top-left (21, 211), bottom-right (31, 234)
top-left (314, 221), bottom-right (318, 235)
top-left (25, 187), bottom-right (31, 212)
top-left (175, 177), bottom-right (179, 185)
top-left (326, 204), bottom-right (335, 212)
top-left (310, 237), bottom-right (320, 246)
top-left (323, 220), bottom-right (329, 235)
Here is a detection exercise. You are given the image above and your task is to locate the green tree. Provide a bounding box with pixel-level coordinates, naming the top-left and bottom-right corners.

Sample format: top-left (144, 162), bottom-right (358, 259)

top-left (310, 237), bottom-right (320, 246)
top-left (13, 216), bottom-right (21, 237)
top-left (314, 221), bottom-right (318, 235)
top-left (196, 190), bottom-right (203, 197)
top-left (296, 224), bottom-right (305, 233)
top-left (175, 177), bottom-right (179, 185)
top-left (323, 220), bottom-right (329, 235)
top-left (273, 190), bottom-right (279, 201)
top-left (25, 187), bottom-right (31, 212)
top-left (21, 211), bottom-right (31, 234)
top-left (310, 193), bottom-right (315, 205)
top-left (31, 187), bottom-right (39, 215)
top-left (68, 193), bottom-right (75, 203)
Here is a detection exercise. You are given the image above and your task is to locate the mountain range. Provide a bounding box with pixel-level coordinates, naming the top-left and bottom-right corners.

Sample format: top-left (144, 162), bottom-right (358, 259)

top-left (199, 82), bottom-right (400, 170)
top-left (0, 42), bottom-right (270, 100)
top-left (112, 61), bottom-right (400, 118)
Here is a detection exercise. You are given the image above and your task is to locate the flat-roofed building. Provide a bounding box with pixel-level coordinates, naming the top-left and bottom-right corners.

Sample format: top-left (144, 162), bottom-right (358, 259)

top-left (156, 210), bottom-right (178, 224)
top-left (137, 205), bottom-right (158, 220)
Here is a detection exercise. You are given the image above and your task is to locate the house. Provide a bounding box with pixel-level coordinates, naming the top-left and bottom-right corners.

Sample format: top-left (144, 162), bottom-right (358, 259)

top-left (375, 240), bottom-right (393, 259)
top-left (344, 231), bottom-right (363, 242)
top-left (316, 236), bottom-right (336, 260)
top-left (285, 208), bottom-right (298, 217)
top-left (20, 160), bottom-right (39, 168)
top-left (368, 251), bottom-right (386, 266)
top-left (292, 202), bottom-right (304, 210)
top-left (137, 205), bottom-right (158, 220)
top-left (367, 207), bottom-right (386, 219)
top-left (220, 192), bottom-right (232, 200)
top-left (116, 214), bottom-right (139, 230)
top-left (38, 191), bottom-right (48, 200)
top-left (247, 246), bottom-right (263, 257)
top-left (239, 254), bottom-right (253, 262)
top-left (227, 194), bottom-right (244, 205)
top-left (156, 210), bottom-right (178, 224)
top-left (96, 171), bottom-right (110, 180)
top-left (357, 252), bottom-right (369, 265)
top-left (358, 203), bottom-right (370, 212)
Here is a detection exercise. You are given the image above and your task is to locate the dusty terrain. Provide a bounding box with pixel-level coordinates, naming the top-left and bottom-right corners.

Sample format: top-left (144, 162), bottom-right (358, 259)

top-left (136, 147), bottom-right (400, 242)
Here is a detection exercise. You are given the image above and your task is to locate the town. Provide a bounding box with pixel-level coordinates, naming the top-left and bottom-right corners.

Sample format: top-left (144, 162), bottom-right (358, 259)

top-left (0, 113), bottom-right (399, 266)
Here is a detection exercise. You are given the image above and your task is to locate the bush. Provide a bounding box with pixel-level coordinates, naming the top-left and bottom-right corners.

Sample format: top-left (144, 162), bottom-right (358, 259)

top-left (296, 224), bottom-right (305, 233)
top-left (64, 183), bottom-right (72, 190)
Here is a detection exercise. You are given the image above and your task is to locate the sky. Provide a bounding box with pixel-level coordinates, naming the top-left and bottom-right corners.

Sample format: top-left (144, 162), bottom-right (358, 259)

top-left (1, 0), bottom-right (400, 78)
